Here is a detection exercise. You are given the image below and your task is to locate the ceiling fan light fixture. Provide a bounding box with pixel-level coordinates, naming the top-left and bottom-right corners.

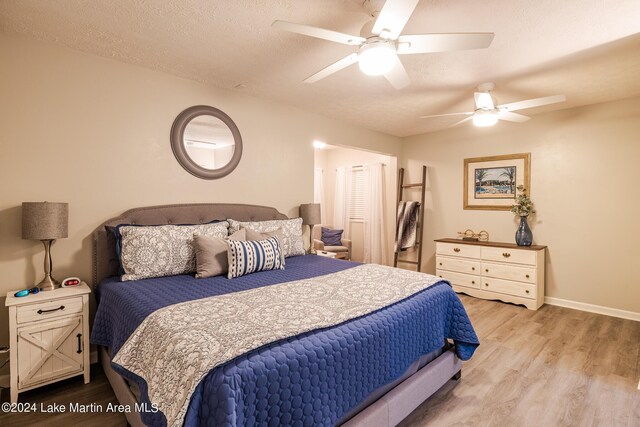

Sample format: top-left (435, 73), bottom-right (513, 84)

top-left (358, 42), bottom-right (396, 76)
top-left (472, 110), bottom-right (498, 127)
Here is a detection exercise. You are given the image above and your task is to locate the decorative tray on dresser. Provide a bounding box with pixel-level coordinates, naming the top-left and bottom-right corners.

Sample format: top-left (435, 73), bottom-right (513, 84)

top-left (434, 238), bottom-right (546, 310)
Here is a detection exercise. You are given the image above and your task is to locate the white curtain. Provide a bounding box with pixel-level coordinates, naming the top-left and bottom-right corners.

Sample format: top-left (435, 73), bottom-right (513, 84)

top-left (364, 163), bottom-right (387, 265)
top-left (313, 167), bottom-right (326, 223)
top-left (333, 166), bottom-right (352, 237)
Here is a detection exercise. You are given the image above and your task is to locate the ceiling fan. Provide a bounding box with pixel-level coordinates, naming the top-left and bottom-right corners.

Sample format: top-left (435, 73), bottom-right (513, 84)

top-left (421, 83), bottom-right (567, 127)
top-left (272, 0), bottom-right (494, 89)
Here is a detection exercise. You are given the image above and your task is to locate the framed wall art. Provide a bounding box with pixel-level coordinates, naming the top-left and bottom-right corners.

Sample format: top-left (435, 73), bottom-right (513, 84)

top-left (463, 153), bottom-right (530, 210)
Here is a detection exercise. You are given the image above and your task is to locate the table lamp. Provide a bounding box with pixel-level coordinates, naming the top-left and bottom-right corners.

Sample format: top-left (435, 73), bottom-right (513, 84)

top-left (22, 202), bottom-right (69, 291)
top-left (300, 203), bottom-right (321, 254)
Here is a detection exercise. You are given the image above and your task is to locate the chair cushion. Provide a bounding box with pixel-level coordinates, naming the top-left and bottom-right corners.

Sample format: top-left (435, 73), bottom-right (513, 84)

top-left (321, 227), bottom-right (343, 246)
top-left (323, 245), bottom-right (348, 252)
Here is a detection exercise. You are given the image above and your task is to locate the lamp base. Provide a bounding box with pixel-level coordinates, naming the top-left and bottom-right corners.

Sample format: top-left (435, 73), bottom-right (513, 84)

top-left (37, 275), bottom-right (60, 291)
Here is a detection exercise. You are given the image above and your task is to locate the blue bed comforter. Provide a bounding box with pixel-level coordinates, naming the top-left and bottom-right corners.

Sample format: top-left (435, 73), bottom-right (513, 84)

top-left (91, 255), bottom-right (479, 426)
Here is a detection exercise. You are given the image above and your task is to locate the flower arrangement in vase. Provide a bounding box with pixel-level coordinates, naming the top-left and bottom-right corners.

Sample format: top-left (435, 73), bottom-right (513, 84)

top-left (511, 185), bottom-right (535, 246)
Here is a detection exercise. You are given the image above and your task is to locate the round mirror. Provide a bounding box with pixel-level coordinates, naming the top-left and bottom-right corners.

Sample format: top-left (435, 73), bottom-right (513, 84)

top-left (170, 105), bottom-right (243, 179)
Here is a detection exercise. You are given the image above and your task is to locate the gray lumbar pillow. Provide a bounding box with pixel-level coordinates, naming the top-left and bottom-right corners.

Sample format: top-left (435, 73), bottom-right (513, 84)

top-left (194, 229), bottom-right (246, 278)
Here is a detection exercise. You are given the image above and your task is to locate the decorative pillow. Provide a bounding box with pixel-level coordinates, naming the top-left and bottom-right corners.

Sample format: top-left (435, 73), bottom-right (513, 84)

top-left (228, 218), bottom-right (304, 258)
top-left (227, 237), bottom-right (285, 279)
top-left (118, 221), bottom-right (229, 281)
top-left (193, 229), bottom-right (246, 279)
top-left (244, 227), bottom-right (285, 264)
top-left (321, 227), bottom-right (344, 247)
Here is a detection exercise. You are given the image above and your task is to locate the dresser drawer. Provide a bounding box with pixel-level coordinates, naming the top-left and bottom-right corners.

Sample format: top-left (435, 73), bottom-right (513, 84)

top-left (481, 246), bottom-right (536, 266)
top-left (482, 262), bottom-right (536, 284)
top-left (16, 296), bottom-right (83, 324)
top-left (481, 277), bottom-right (536, 299)
top-left (436, 242), bottom-right (481, 259)
top-left (437, 256), bottom-right (480, 275)
top-left (436, 270), bottom-right (481, 289)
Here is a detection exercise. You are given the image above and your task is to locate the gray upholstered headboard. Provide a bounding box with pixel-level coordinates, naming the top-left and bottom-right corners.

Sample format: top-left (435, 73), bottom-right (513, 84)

top-left (92, 203), bottom-right (288, 285)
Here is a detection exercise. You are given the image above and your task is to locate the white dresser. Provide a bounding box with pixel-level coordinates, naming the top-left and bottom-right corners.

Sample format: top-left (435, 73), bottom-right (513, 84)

top-left (435, 239), bottom-right (546, 310)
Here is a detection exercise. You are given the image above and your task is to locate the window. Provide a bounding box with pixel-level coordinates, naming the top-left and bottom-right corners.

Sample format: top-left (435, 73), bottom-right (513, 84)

top-left (350, 168), bottom-right (366, 221)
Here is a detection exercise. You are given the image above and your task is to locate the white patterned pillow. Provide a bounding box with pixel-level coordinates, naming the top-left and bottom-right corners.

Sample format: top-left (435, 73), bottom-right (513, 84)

top-left (228, 218), bottom-right (304, 258)
top-left (119, 222), bottom-right (229, 281)
top-left (227, 237), bottom-right (285, 279)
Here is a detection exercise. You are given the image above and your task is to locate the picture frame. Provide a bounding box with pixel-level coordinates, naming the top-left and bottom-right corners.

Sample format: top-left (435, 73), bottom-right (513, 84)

top-left (463, 153), bottom-right (531, 210)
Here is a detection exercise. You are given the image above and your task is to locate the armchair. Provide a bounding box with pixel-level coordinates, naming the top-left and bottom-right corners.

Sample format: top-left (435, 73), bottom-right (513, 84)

top-left (312, 225), bottom-right (352, 260)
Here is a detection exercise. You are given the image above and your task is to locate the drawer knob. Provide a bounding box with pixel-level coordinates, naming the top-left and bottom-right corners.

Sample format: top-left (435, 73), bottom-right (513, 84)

top-left (485, 269), bottom-right (489, 272)
top-left (525, 290), bottom-right (530, 294)
top-left (485, 283), bottom-right (489, 287)
top-left (471, 267), bottom-right (475, 271)
top-left (526, 274), bottom-right (530, 278)
top-left (472, 280), bottom-right (475, 284)
top-left (453, 248), bottom-right (461, 253)
top-left (37, 305), bottom-right (65, 315)
top-left (439, 262), bottom-right (442, 266)
top-left (502, 252), bottom-right (511, 258)
top-left (439, 275), bottom-right (442, 278)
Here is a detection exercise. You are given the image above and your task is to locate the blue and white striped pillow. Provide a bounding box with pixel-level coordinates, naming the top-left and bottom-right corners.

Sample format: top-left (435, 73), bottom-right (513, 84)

top-left (227, 237), bottom-right (285, 279)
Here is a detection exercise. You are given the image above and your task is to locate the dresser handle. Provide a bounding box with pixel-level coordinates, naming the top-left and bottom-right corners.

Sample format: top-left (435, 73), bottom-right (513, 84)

top-left (439, 275), bottom-right (442, 278)
top-left (453, 248), bottom-right (461, 253)
top-left (502, 252), bottom-right (511, 258)
top-left (485, 269), bottom-right (489, 272)
top-left (76, 333), bottom-right (82, 354)
top-left (485, 283), bottom-right (489, 287)
top-left (37, 305), bottom-right (65, 314)
top-left (526, 274), bottom-right (530, 279)
top-left (439, 262), bottom-right (442, 266)
top-left (471, 267), bottom-right (475, 271)
top-left (472, 281), bottom-right (475, 284)
top-left (525, 290), bottom-right (530, 294)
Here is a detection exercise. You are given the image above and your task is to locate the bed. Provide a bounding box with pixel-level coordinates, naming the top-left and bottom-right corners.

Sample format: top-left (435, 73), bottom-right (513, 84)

top-left (90, 203), bottom-right (479, 427)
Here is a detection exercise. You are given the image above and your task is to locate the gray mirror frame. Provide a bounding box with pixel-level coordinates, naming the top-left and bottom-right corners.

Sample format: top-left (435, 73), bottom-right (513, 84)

top-left (170, 105), bottom-right (243, 180)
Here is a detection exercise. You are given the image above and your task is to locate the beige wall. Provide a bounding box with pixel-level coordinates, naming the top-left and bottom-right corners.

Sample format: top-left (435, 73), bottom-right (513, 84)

top-left (0, 34), bottom-right (401, 367)
top-left (315, 146), bottom-right (397, 263)
top-left (402, 96), bottom-right (640, 313)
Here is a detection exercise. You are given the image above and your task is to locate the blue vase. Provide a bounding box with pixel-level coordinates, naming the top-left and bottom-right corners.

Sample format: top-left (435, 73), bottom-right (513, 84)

top-left (515, 216), bottom-right (533, 246)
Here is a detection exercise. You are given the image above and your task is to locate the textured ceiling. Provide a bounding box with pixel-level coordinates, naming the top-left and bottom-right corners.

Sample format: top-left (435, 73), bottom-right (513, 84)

top-left (1, 0), bottom-right (639, 137)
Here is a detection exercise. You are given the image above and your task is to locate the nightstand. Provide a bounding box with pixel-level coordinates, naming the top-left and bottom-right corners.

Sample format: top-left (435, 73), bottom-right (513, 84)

top-left (5, 283), bottom-right (91, 403)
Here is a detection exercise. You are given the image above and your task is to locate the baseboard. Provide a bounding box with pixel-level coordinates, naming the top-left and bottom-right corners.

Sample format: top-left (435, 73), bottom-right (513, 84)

top-left (544, 296), bottom-right (640, 322)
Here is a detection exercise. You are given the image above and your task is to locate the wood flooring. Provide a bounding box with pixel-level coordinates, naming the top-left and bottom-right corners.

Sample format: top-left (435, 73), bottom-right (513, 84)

top-left (1, 295), bottom-right (638, 426)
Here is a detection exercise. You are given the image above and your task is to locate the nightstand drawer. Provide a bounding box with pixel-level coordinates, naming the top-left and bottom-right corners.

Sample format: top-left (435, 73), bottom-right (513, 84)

top-left (482, 277), bottom-right (536, 299)
top-left (482, 262), bottom-right (536, 284)
top-left (481, 246), bottom-right (536, 265)
top-left (436, 242), bottom-right (481, 259)
top-left (16, 296), bottom-right (83, 324)
top-left (437, 256), bottom-right (480, 275)
top-left (436, 269), bottom-right (480, 289)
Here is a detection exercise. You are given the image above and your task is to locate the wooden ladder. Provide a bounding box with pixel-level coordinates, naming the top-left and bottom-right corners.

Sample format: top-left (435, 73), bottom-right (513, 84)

top-left (394, 166), bottom-right (427, 272)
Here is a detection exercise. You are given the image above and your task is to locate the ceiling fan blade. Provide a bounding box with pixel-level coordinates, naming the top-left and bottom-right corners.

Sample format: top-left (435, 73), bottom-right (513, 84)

top-left (420, 112), bottom-right (473, 119)
top-left (396, 33), bottom-right (494, 54)
top-left (474, 92), bottom-right (494, 109)
top-left (498, 94), bottom-right (567, 112)
top-left (498, 111), bottom-right (530, 123)
top-left (304, 53), bottom-right (359, 83)
top-left (372, 0), bottom-right (420, 40)
top-left (272, 20), bottom-right (365, 46)
top-left (383, 55), bottom-right (411, 89)
top-left (448, 116), bottom-right (474, 128)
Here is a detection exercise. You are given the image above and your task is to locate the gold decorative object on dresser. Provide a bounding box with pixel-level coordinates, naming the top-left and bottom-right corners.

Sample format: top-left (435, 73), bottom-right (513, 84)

top-left (5, 283), bottom-right (91, 403)
top-left (435, 238), bottom-right (546, 310)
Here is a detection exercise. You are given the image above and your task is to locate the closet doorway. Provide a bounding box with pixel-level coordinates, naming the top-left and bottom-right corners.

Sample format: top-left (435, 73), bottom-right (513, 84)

top-left (314, 144), bottom-right (397, 265)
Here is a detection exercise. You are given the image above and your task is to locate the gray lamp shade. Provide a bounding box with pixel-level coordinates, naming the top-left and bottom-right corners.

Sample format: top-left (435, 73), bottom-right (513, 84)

top-left (22, 202), bottom-right (69, 240)
top-left (300, 203), bottom-right (321, 226)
